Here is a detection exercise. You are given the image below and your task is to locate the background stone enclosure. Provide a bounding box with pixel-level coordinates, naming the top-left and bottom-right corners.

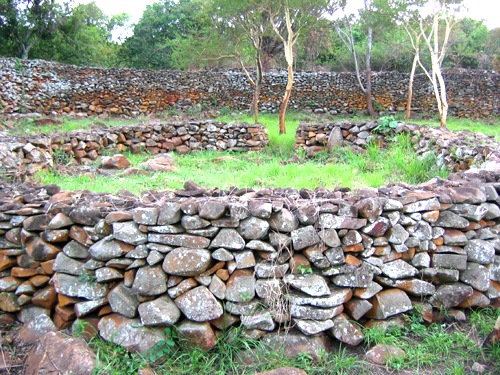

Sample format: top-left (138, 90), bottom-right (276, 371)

top-left (1, 119), bottom-right (500, 354)
top-left (0, 58), bottom-right (499, 118)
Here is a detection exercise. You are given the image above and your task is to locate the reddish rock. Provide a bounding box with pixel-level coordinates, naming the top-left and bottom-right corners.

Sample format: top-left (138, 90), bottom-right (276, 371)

top-left (366, 344), bottom-right (405, 365)
top-left (40, 260), bottom-right (55, 275)
top-left (25, 331), bottom-right (96, 375)
top-left (105, 211), bottom-right (134, 224)
top-left (176, 320), bottom-right (217, 350)
top-left (11, 267), bottom-right (38, 278)
top-left (56, 304), bottom-right (76, 322)
top-left (457, 290), bottom-right (490, 308)
top-left (140, 155), bottom-right (178, 172)
top-left (32, 285), bottom-right (58, 308)
top-left (69, 225), bottom-right (93, 246)
top-left (30, 275), bottom-right (50, 287)
top-left (26, 238), bottom-right (61, 261)
top-left (102, 154), bottom-right (131, 169)
top-left (15, 315), bottom-right (57, 344)
top-left (0, 254), bottom-right (17, 271)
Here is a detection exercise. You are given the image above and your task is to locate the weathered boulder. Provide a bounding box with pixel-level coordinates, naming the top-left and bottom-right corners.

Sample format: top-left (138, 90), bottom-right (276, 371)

top-left (98, 314), bottom-right (168, 353)
top-left (366, 289), bottom-right (413, 319)
top-left (176, 320), bottom-right (217, 350)
top-left (138, 295), bottom-right (181, 326)
top-left (174, 286), bottom-right (223, 322)
top-left (25, 332), bottom-right (96, 375)
top-left (109, 284), bottom-right (139, 318)
top-left (162, 248), bottom-right (212, 276)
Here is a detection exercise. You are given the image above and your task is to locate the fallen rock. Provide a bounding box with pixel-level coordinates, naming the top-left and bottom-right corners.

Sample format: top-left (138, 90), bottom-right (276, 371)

top-left (140, 154), bottom-right (178, 172)
top-left (25, 331), bottom-right (96, 375)
top-left (261, 332), bottom-right (329, 361)
top-left (15, 314), bottom-right (57, 344)
top-left (366, 344), bottom-right (405, 365)
top-left (102, 154), bottom-right (131, 169)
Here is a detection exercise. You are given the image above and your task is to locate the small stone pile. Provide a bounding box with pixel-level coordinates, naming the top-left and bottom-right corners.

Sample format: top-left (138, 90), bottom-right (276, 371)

top-left (0, 168), bottom-right (499, 354)
top-left (1, 58), bottom-right (498, 118)
top-left (295, 120), bottom-right (500, 172)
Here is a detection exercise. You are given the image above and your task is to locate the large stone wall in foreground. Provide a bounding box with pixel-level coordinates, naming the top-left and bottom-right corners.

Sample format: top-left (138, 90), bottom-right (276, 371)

top-left (1, 58), bottom-right (498, 118)
top-left (0, 171), bottom-right (500, 354)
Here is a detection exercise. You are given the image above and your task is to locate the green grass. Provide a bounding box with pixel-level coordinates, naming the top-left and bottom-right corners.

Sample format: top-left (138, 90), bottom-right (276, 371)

top-left (87, 325), bottom-right (362, 375)
top-left (79, 307), bottom-right (500, 375)
top-left (363, 307), bottom-right (500, 374)
top-left (37, 132), bottom-right (448, 194)
top-left (8, 117), bottom-right (140, 136)
top-left (35, 111), bottom-right (453, 194)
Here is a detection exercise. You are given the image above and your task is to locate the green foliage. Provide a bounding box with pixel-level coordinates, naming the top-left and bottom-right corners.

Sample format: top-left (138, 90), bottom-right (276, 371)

top-left (374, 116), bottom-right (398, 132)
top-left (78, 270), bottom-right (96, 285)
top-left (147, 327), bottom-right (177, 362)
top-left (0, 0), bottom-right (60, 58)
top-left (119, 0), bottom-right (208, 70)
top-left (32, 2), bottom-right (129, 67)
top-left (52, 147), bottom-right (73, 165)
top-left (296, 264), bottom-right (313, 275)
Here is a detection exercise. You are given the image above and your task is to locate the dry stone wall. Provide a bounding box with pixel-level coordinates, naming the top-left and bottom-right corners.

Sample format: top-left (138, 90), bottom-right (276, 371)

top-left (1, 58), bottom-right (498, 118)
top-left (295, 120), bottom-right (500, 172)
top-left (1, 170), bottom-right (500, 353)
top-left (0, 120), bottom-right (269, 176)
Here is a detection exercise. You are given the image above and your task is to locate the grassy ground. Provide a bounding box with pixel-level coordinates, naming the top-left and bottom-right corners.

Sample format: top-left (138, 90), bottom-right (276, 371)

top-left (80, 307), bottom-right (499, 375)
top-left (33, 111), bottom-right (456, 194)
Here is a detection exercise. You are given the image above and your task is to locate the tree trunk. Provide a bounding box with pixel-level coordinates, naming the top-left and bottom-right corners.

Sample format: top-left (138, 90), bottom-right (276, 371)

top-left (279, 63), bottom-right (293, 134)
top-left (365, 26), bottom-right (375, 117)
top-left (436, 68), bottom-right (448, 127)
top-left (253, 54), bottom-right (263, 123)
top-left (406, 52), bottom-right (419, 122)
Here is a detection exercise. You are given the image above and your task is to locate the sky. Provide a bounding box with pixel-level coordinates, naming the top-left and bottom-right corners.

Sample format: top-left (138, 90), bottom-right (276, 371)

top-left (75, 0), bottom-right (500, 30)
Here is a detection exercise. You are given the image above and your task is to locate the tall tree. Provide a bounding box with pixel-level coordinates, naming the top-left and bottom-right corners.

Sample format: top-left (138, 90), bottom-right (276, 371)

top-left (404, 0), bottom-right (462, 126)
top-left (119, 0), bottom-right (206, 70)
top-left (32, 2), bottom-right (129, 67)
top-left (266, 0), bottom-right (343, 134)
top-left (0, 0), bottom-right (59, 59)
top-left (211, 0), bottom-right (272, 123)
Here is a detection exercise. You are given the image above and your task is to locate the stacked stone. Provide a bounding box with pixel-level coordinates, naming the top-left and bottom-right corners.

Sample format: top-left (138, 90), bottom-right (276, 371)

top-left (0, 135), bottom-right (52, 178)
top-left (0, 121), bottom-right (268, 173)
top-left (295, 121), bottom-right (500, 172)
top-left (51, 121), bottom-right (268, 163)
top-left (0, 174), bottom-right (500, 353)
top-left (1, 58), bottom-right (498, 118)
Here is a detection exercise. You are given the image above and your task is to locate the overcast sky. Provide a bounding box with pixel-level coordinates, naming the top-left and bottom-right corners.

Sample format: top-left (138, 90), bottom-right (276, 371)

top-left (75, 0), bottom-right (500, 30)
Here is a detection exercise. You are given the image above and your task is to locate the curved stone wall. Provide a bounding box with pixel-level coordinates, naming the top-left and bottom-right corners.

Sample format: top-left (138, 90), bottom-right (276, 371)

top-left (1, 58), bottom-right (498, 118)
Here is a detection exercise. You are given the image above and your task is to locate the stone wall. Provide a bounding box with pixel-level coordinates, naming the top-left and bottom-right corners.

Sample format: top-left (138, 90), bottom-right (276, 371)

top-left (1, 170), bottom-right (500, 354)
top-left (295, 120), bottom-right (500, 172)
top-left (1, 58), bottom-right (498, 118)
top-left (0, 120), bottom-right (269, 176)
